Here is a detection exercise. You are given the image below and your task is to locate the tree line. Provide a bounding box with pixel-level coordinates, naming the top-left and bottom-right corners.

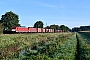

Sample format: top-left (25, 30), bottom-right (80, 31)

top-left (33, 20), bottom-right (71, 32)
top-left (72, 26), bottom-right (90, 32)
top-left (0, 11), bottom-right (71, 34)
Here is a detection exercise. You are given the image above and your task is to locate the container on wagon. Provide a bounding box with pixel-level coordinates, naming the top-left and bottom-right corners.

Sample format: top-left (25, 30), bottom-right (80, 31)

top-left (56, 30), bottom-right (62, 33)
top-left (59, 30), bottom-right (62, 32)
top-left (48, 29), bottom-right (51, 32)
top-left (40, 28), bottom-right (45, 33)
top-left (28, 28), bottom-right (37, 32)
top-left (45, 29), bottom-right (49, 32)
top-left (50, 29), bottom-right (53, 32)
top-left (37, 28), bottom-right (42, 33)
top-left (42, 28), bottom-right (45, 33)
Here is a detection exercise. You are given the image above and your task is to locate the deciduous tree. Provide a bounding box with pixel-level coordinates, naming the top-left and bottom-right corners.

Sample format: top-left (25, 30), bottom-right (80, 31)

top-left (60, 25), bottom-right (66, 32)
top-left (0, 11), bottom-right (20, 31)
top-left (34, 21), bottom-right (44, 28)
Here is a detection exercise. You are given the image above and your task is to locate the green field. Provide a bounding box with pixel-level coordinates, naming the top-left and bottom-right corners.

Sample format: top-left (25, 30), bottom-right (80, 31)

top-left (0, 32), bottom-right (90, 60)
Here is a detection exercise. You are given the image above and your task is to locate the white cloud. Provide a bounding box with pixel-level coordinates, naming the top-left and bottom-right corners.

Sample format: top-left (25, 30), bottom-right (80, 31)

top-left (32, 0), bottom-right (66, 9)
top-left (42, 4), bottom-right (65, 9)
top-left (42, 4), bottom-right (57, 8)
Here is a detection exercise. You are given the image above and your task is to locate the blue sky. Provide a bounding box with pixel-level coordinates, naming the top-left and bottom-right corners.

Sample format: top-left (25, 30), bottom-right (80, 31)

top-left (0, 0), bottom-right (90, 28)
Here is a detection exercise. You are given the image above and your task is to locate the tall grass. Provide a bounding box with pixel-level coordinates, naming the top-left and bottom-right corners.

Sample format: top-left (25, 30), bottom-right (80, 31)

top-left (18, 33), bottom-right (77, 60)
top-left (0, 33), bottom-right (72, 59)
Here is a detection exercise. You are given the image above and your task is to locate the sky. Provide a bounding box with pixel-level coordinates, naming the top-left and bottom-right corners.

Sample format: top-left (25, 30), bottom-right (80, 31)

top-left (0, 0), bottom-right (90, 29)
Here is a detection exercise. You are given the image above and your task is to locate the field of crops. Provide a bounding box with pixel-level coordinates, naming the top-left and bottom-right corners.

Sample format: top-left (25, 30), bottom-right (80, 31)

top-left (77, 32), bottom-right (90, 60)
top-left (0, 32), bottom-right (90, 60)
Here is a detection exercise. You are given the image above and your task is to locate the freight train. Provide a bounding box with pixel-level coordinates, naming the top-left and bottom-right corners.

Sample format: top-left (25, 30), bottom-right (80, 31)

top-left (11, 26), bottom-right (62, 33)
